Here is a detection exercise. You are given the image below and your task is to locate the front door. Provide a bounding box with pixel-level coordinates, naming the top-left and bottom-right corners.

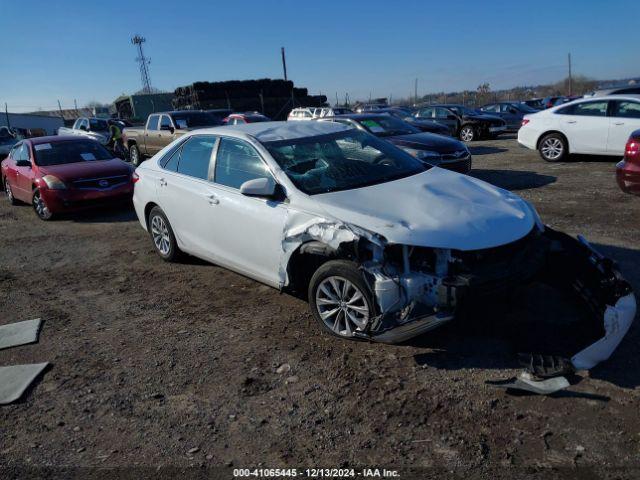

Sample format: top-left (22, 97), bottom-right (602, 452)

top-left (607, 100), bottom-right (640, 155)
top-left (207, 136), bottom-right (288, 287)
top-left (558, 100), bottom-right (609, 154)
top-left (144, 115), bottom-right (162, 156)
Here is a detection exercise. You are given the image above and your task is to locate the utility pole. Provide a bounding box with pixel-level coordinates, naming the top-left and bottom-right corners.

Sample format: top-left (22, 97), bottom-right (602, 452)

top-left (74, 99), bottom-right (78, 114)
top-left (57, 100), bottom-right (64, 120)
top-left (259, 91), bottom-right (265, 114)
top-left (5, 103), bottom-right (10, 129)
top-left (414, 78), bottom-right (418, 105)
top-left (281, 47), bottom-right (288, 81)
top-left (568, 53), bottom-right (573, 96)
top-left (335, 92), bottom-right (339, 107)
top-left (131, 35), bottom-right (152, 94)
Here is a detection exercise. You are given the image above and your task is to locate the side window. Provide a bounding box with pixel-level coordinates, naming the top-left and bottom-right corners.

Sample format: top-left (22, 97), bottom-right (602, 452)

top-left (214, 138), bottom-right (271, 189)
top-left (176, 136), bottom-right (217, 180)
top-left (160, 115), bottom-right (173, 130)
top-left (612, 101), bottom-right (640, 119)
top-left (160, 139), bottom-right (187, 171)
top-left (499, 104), bottom-right (514, 113)
top-left (73, 119), bottom-right (81, 129)
top-left (418, 108), bottom-right (434, 118)
top-left (147, 115), bottom-right (160, 131)
top-left (484, 104), bottom-right (498, 113)
top-left (435, 108), bottom-right (452, 119)
top-left (303, 111), bottom-right (312, 118)
top-left (571, 101), bottom-right (608, 117)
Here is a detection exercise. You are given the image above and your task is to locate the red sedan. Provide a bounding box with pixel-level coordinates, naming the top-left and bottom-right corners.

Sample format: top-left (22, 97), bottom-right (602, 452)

top-left (222, 112), bottom-right (271, 125)
top-left (616, 129), bottom-right (640, 196)
top-left (1, 136), bottom-right (134, 220)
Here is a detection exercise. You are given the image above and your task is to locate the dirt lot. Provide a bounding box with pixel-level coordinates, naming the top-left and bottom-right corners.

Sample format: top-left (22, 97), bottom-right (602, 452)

top-left (1, 136), bottom-right (639, 478)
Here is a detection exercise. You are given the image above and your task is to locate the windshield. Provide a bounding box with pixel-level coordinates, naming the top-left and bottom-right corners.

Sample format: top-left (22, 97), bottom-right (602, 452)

top-left (89, 119), bottom-right (109, 132)
top-left (263, 129), bottom-right (426, 195)
top-left (33, 140), bottom-right (113, 166)
top-left (357, 116), bottom-right (419, 137)
top-left (171, 112), bottom-right (220, 129)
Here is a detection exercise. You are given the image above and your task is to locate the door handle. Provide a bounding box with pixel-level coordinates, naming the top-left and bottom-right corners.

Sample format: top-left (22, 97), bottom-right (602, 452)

top-left (159, 178), bottom-right (167, 187)
top-left (614, 122), bottom-right (625, 126)
top-left (205, 193), bottom-right (219, 205)
top-left (566, 120), bottom-right (577, 124)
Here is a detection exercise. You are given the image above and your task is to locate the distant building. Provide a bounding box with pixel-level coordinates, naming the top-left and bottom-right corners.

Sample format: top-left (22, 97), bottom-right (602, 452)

top-left (1, 112), bottom-right (64, 135)
top-left (113, 93), bottom-right (175, 122)
top-left (26, 107), bottom-right (109, 127)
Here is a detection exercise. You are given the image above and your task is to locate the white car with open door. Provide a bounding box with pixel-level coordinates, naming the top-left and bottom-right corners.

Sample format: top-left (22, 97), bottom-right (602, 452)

top-left (132, 121), bottom-right (634, 373)
top-left (518, 95), bottom-right (640, 161)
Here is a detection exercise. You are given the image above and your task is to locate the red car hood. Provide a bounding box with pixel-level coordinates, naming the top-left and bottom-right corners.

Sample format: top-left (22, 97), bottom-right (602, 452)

top-left (39, 159), bottom-right (131, 182)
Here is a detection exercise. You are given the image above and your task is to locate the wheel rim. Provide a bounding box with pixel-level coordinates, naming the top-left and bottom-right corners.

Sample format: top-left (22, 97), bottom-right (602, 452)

top-left (151, 215), bottom-right (171, 255)
top-left (461, 127), bottom-right (473, 141)
top-left (315, 276), bottom-right (370, 336)
top-left (33, 192), bottom-right (50, 218)
top-left (6, 183), bottom-right (13, 201)
top-left (541, 138), bottom-right (563, 159)
top-left (130, 147), bottom-right (139, 166)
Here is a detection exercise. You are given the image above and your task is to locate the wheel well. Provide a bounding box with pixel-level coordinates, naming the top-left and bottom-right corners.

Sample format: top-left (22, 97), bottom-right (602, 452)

top-left (285, 242), bottom-right (342, 298)
top-left (536, 131), bottom-right (570, 153)
top-left (144, 202), bottom-right (159, 229)
top-left (127, 139), bottom-right (137, 149)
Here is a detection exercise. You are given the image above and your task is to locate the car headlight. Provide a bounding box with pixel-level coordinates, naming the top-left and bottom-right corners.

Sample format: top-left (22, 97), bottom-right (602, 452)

top-left (42, 175), bottom-right (67, 190)
top-left (403, 148), bottom-right (441, 160)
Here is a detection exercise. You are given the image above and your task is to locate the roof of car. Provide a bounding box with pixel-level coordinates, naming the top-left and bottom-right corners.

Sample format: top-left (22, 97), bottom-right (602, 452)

top-left (331, 113), bottom-right (391, 119)
top-left (193, 120), bottom-right (353, 142)
top-left (27, 135), bottom-right (89, 145)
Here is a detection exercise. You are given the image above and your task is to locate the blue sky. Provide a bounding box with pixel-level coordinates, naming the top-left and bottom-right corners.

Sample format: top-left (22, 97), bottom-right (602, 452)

top-left (1, 0), bottom-right (638, 112)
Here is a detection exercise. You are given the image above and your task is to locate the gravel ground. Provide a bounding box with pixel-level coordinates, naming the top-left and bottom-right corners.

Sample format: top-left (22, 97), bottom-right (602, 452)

top-left (0, 136), bottom-right (639, 478)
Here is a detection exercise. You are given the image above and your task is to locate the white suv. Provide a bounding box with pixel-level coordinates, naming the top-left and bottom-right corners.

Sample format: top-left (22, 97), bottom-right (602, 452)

top-left (288, 107), bottom-right (352, 121)
top-left (132, 121), bottom-right (634, 367)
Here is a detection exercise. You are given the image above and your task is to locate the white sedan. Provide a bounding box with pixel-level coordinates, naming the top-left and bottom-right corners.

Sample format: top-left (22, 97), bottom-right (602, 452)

top-left (132, 121), bottom-right (634, 371)
top-left (518, 95), bottom-right (640, 161)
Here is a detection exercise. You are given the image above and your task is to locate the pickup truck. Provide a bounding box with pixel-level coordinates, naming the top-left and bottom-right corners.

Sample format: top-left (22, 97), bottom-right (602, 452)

top-left (122, 110), bottom-right (221, 166)
top-left (58, 117), bottom-right (111, 145)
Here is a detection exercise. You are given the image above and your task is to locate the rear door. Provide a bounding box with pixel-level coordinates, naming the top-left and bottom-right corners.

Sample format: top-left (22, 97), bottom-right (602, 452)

top-left (144, 115), bottom-right (161, 155)
top-left (206, 136), bottom-right (288, 287)
top-left (156, 135), bottom-right (219, 258)
top-left (607, 100), bottom-right (640, 155)
top-left (555, 100), bottom-right (609, 154)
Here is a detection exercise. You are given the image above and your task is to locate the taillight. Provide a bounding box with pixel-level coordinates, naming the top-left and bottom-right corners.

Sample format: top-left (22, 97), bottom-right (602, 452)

top-left (521, 119), bottom-right (530, 127)
top-left (625, 138), bottom-right (640, 164)
top-left (132, 172), bottom-right (140, 183)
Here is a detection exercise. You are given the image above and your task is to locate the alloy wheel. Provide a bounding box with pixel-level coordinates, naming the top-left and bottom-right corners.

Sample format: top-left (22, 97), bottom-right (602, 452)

top-left (6, 182), bottom-right (13, 202)
top-left (541, 138), bottom-right (563, 160)
top-left (151, 215), bottom-right (171, 256)
top-left (33, 191), bottom-right (52, 219)
top-left (130, 147), bottom-right (140, 166)
top-left (460, 127), bottom-right (474, 142)
top-left (315, 276), bottom-right (370, 337)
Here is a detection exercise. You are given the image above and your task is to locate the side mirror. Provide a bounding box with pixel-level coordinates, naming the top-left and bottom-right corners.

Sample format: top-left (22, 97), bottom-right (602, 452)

top-left (79, 125), bottom-right (88, 131)
top-left (16, 159), bottom-right (31, 167)
top-left (240, 177), bottom-right (278, 198)
top-left (161, 125), bottom-right (174, 133)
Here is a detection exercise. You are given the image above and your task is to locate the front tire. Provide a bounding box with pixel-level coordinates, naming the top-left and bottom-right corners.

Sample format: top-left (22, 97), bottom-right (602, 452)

top-left (459, 125), bottom-right (476, 142)
top-left (308, 260), bottom-right (375, 340)
top-left (32, 189), bottom-right (53, 220)
top-left (538, 133), bottom-right (568, 162)
top-left (148, 206), bottom-right (181, 262)
top-left (129, 144), bottom-right (142, 167)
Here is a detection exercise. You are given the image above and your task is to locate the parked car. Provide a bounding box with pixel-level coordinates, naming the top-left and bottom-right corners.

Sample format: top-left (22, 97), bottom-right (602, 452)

top-left (318, 113), bottom-right (471, 173)
top-left (123, 111), bottom-right (221, 166)
top-left (616, 129), bottom-right (640, 195)
top-left (354, 104), bottom-right (387, 113)
top-left (374, 108), bottom-right (451, 136)
top-left (479, 102), bottom-right (539, 131)
top-left (586, 86), bottom-right (640, 97)
top-left (541, 96), bottom-right (563, 109)
top-left (552, 95), bottom-right (583, 106)
top-left (0, 127), bottom-right (22, 159)
top-left (414, 104), bottom-right (507, 141)
top-left (1, 136), bottom-right (134, 220)
top-left (206, 109), bottom-right (233, 124)
top-left (522, 98), bottom-right (545, 110)
top-left (58, 117), bottom-right (111, 145)
top-left (518, 95), bottom-right (640, 161)
top-left (223, 112), bottom-right (271, 125)
top-left (131, 121), bottom-right (635, 355)
top-left (288, 107), bottom-right (353, 121)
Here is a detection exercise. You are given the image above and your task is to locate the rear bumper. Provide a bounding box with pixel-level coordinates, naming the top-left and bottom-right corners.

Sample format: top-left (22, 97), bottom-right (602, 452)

top-left (517, 127), bottom-right (538, 150)
top-left (40, 184), bottom-right (133, 213)
top-left (616, 160), bottom-right (640, 195)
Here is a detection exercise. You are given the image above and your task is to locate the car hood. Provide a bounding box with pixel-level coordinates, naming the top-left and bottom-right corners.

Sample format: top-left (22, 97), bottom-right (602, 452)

top-left (313, 168), bottom-right (535, 251)
top-left (39, 159), bottom-right (131, 182)
top-left (387, 132), bottom-right (464, 153)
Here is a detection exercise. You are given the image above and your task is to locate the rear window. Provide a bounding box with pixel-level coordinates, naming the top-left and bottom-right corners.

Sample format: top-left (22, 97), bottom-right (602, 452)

top-left (89, 119), bottom-right (109, 131)
top-left (171, 112), bottom-right (220, 129)
top-left (33, 140), bottom-right (113, 166)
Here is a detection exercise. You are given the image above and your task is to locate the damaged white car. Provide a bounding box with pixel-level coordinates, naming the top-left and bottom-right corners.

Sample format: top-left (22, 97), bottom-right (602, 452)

top-left (132, 121), bottom-right (635, 373)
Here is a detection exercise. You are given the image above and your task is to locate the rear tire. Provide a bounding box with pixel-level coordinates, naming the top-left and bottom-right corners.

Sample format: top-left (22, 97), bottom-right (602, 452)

top-left (459, 125), bottom-right (476, 142)
top-left (4, 178), bottom-right (18, 205)
top-left (538, 133), bottom-right (568, 162)
top-left (148, 206), bottom-right (181, 262)
top-left (308, 260), bottom-right (375, 340)
top-left (129, 144), bottom-right (142, 167)
top-left (32, 189), bottom-right (53, 220)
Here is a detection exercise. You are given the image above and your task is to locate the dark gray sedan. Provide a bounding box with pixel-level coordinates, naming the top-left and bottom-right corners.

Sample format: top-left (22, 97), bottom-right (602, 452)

top-left (479, 102), bottom-right (539, 131)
